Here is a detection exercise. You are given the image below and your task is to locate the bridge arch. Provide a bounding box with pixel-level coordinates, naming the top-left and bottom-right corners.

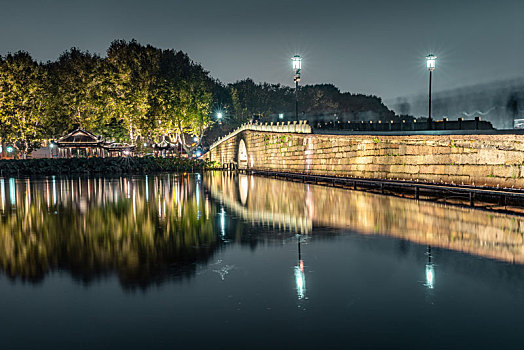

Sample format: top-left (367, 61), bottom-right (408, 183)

top-left (238, 138), bottom-right (248, 169)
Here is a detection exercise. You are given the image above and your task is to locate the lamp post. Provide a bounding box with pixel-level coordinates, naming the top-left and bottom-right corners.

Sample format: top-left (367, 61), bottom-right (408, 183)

top-left (426, 54), bottom-right (437, 130)
top-left (292, 55), bottom-right (302, 122)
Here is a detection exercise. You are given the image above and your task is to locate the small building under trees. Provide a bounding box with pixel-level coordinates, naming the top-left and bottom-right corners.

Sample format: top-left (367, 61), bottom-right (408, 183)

top-left (151, 138), bottom-right (181, 158)
top-left (55, 129), bottom-right (135, 158)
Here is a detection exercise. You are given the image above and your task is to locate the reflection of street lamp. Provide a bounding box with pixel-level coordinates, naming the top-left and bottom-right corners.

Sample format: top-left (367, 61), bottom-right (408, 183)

top-left (294, 234), bottom-right (306, 299)
top-left (292, 55), bottom-right (302, 122)
top-left (219, 207), bottom-right (226, 238)
top-left (426, 54), bottom-right (437, 130)
top-left (425, 246), bottom-right (435, 289)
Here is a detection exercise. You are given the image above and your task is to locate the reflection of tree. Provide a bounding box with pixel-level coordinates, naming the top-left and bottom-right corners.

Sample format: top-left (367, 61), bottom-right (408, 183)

top-left (0, 176), bottom-right (217, 289)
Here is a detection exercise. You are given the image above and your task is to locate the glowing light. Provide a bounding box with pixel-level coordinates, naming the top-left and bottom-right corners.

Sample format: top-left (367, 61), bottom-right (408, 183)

top-left (145, 175), bottom-right (149, 202)
top-left (219, 207), bottom-right (226, 237)
top-left (6, 146), bottom-right (14, 153)
top-left (426, 54), bottom-right (437, 71)
top-left (52, 176), bottom-right (57, 205)
top-left (143, 143), bottom-right (148, 147)
top-left (294, 264), bottom-right (306, 299)
top-left (193, 136), bottom-right (199, 142)
top-left (292, 55), bottom-right (302, 70)
top-left (0, 178), bottom-right (5, 210)
top-left (425, 264), bottom-right (435, 289)
top-left (9, 178), bottom-right (16, 205)
top-left (279, 113), bottom-right (284, 119)
top-left (217, 112), bottom-right (223, 119)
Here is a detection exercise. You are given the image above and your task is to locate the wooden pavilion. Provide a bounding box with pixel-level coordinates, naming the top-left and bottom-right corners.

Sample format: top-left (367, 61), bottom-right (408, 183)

top-left (55, 129), bottom-right (135, 158)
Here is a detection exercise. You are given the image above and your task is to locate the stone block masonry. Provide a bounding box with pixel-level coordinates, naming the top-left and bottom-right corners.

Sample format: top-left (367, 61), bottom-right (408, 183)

top-left (204, 125), bottom-right (524, 188)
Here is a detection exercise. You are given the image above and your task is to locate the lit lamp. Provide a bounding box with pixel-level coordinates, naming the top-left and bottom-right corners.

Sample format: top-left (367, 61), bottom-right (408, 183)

top-left (291, 55), bottom-right (302, 122)
top-left (426, 54), bottom-right (437, 129)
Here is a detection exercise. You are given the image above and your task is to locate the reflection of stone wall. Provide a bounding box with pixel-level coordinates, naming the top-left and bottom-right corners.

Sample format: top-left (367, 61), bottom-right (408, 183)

top-left (205, 172), bottom-right (524, 263)
top-left (205, 130), bottom-right (524, 187)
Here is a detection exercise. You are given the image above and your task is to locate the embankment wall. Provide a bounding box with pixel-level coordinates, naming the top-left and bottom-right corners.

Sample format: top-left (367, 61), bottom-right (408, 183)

top-left (204, 128), bottom-right (524, 187)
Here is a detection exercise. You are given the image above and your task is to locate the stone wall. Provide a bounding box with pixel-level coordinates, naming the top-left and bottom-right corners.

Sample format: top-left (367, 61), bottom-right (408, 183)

top-left (204, 128), bottom-right (524, 188)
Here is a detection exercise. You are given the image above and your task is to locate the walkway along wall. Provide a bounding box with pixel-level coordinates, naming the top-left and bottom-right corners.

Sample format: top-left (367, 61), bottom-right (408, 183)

top-left (204, 122), bottom-right (524, 188)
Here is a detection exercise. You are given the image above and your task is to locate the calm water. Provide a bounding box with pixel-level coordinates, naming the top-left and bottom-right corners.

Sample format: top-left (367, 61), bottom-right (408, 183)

top-left (1, 172), bottom-right (524, 349)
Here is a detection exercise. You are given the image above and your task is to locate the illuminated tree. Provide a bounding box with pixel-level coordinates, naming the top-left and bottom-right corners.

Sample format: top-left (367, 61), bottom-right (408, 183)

top-left (0, 52), bottom-right (49, 157)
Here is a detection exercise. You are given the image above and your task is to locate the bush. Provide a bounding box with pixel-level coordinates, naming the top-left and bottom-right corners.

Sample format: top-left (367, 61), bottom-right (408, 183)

top-left (0, 157), bottom-right (213, 176)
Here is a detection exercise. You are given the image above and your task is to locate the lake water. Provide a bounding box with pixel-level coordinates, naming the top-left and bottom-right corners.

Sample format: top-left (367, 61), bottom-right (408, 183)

top-left (1, 172), bottom-right (524, 349)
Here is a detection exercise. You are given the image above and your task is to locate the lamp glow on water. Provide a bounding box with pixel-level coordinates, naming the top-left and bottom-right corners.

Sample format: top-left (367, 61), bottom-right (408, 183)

top-left (294, 263), bottom-right (306, 299)
top-left (425, 264), bottom-right (435, 289)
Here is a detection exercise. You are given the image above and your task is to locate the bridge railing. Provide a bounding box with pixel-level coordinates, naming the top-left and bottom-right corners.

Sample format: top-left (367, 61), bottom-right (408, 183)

top-left (209, 120), bottom-right (312, 151)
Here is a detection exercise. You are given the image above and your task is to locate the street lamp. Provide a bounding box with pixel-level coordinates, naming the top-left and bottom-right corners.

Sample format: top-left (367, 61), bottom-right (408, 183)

top-left (217, 112), bottom-right (223, 120)
top-left (426, 54), bottom-right (437, 129)
top-left (292, 55), bottom-right (302, 121)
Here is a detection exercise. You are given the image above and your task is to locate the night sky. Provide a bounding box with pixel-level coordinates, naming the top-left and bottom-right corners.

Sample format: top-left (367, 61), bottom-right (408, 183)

top-left (0, 0), bottom-right (522, 101)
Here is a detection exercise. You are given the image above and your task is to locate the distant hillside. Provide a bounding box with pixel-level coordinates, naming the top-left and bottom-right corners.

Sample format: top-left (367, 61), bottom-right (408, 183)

top-left (225, 79), bottom-right (395, 124)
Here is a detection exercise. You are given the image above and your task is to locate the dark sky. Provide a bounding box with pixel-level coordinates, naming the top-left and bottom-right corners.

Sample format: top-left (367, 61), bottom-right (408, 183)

top-left (0, 0), bottom-right (522, 101)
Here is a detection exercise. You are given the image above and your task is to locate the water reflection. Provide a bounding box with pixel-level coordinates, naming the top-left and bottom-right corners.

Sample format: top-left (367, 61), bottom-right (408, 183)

top-left (204, 172), bottom-right (524, 264)
top-left (425, 246), bottom-right (435, 289)
top-left (295, 235), bottom-right (306, 299)
top-left (2, 171), bottom-right (524, 291)
top-left (0, 175), bottom-right (218, 289)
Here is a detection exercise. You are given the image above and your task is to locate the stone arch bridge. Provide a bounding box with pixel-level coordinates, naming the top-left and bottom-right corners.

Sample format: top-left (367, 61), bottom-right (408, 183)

top-left (203, 120), bottom-right (524, 188)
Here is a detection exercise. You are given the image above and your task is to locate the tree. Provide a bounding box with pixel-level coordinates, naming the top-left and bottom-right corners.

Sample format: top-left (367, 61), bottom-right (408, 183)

top-left (46, 48), bottom-right (107, 135)
top-left (0, 51), bottom-right (49, 157)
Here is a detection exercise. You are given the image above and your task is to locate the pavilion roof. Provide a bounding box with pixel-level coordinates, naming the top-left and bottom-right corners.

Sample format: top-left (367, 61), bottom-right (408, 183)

top-left (56, 128), bottom-right (102, 146)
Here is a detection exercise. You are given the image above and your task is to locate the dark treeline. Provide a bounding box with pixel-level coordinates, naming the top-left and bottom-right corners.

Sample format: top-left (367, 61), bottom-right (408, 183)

top-left (0, 40), bottom-right (394, 157)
